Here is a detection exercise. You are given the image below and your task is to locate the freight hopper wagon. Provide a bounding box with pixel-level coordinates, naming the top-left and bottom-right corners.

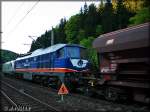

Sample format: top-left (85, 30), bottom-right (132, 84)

top-left (92, 23), bottom-right (150, 103)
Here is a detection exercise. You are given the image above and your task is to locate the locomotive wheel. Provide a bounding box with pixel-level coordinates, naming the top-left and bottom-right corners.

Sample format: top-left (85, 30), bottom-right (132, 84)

top-left (104, 87), bottom-right (118, 101)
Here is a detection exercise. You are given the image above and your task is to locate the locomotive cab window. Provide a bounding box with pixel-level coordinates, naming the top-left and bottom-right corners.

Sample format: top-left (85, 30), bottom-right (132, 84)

top-left (66, 47), bottom-right (79, 58)
top-left (57, 48), bottom-right (64, 58)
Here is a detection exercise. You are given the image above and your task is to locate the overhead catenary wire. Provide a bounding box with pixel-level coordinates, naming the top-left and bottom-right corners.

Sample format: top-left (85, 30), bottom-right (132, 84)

top-left (28, 35), bottom-right (44, 48)
top-left (6, 0), bottom-right (40, 36)
top-left (6, 2), bottom-right (25, 27)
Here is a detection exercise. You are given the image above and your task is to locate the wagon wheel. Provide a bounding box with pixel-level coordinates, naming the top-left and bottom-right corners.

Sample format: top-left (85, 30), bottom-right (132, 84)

top-left (104, 87), bottom-right (118, 101)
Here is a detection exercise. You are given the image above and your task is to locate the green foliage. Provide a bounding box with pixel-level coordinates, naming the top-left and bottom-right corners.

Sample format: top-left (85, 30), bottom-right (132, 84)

top-left (80, 37), bottom-right (98, 72)
top-left (143, 0), bottom-right (150, 7)
top-left (96, 25), bottom-right (103, 36)
top-left (80, 36), bottom-right (93, 48)
top-left (129, 7), bottom-right (150, 25)
top-left (65, 15), bottom-right (80, 43)
top-left (54, 18), bottom-right (67, 44)
top-left (115, 0), bottom-right (131, 29)
top-left (84, 4), bottom-right (98, 37)
top-left (97, 0), bottom-right (104, 14)
top-left (83, 2), bottom-right (88, 15)
top-left (1, 49), bottom-right (19, 63)
top-left (77, 29), bottom-right (86, 40)
top-left (101, 0), bottom-right (115, 33)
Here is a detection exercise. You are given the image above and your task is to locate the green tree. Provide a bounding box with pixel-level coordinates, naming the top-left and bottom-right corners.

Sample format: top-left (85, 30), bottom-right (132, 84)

top-left (79, 7), bottom-right (85, 29)
top-left (129, 7), bottom-right (150, 25)
top-left (97, 0), bottom-right (105, 14)
top-left (97, 0), bottom-right (105, 26)
top-left (115, 0), bottom-right (131, 29)
top-left (54, 18), bottom-right (67, 44)
top-left (77, 29), bottom-right (86, 40)
top-left (83, 2), bottom-right (88, 15)
top-left (29, 36), bottom-right (44, 52)
top-left (102, 0), bottom-right (115, 33)
top-left (30, 41), bottom-right (36, 52)
top-left (1, 50), bottom-right (19, 63)
top-left (80, 37), bottom-right (98, 73)
top-left (96, 25), bottom-right (103, 36)
top-left (84, 4), bottom-right (99, 37)
top-left (65, 14), bottom-right (80, 43)
top-left (143, 0), bottom-right (150, 7)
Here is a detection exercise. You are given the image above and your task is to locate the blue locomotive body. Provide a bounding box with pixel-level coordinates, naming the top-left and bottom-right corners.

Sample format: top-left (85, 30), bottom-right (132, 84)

top-left (15, 44), bottom-right (89, 73)
top-left (11, 44), bottom-right (89, 87)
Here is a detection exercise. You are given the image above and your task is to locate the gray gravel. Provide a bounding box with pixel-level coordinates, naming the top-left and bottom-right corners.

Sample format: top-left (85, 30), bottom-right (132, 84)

top-left (1, 76), bottom-right (149, 112)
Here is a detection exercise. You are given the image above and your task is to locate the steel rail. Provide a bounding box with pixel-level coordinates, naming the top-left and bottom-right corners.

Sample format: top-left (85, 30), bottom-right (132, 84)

top-left (1, 81), bottom-right (60, 112)
top-left (1, 90), bottom-right (18, 107)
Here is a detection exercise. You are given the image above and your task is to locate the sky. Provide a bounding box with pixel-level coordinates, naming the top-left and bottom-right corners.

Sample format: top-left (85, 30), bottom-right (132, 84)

top-left (2, 1), bottom-right (100, 54)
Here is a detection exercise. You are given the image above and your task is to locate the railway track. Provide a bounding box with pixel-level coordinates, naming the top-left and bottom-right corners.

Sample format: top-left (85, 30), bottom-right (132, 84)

top-left (0, 90), bottom-right (17, 111)
top-left (1, 76), bottom-right (150, 112)
top-left (1, 81), bottom-right (60, 112)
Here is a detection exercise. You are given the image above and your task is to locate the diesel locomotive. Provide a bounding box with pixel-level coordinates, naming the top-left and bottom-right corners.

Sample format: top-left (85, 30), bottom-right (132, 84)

top-left (2, 44), bottom-right (90, 90)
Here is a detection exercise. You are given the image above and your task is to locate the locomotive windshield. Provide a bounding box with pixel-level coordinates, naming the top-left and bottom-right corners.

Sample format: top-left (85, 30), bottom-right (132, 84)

top-left (66, 47), bottom-right (79, 58)
top-left (66, 47), bottom-right (87, 59)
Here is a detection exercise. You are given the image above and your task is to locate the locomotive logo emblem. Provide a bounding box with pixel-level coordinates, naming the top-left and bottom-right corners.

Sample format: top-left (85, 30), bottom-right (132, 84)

top-left (70, 59), bottom-right (88, 68)
top-left (77, 59), bottom-right (83, 66)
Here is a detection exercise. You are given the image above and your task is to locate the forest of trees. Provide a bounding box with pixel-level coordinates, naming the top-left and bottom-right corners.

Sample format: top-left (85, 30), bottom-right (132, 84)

top-left (29, 0), bottom-right (149, 72)
top-left (1, 49), bottom-right (19, 63)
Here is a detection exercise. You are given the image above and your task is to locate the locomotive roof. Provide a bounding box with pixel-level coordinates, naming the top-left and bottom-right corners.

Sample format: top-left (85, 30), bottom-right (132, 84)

top-left (16, 44), bottom-right (85, 60)
top-left (3, 60), bottom-right (15, 65)
top-left (93, 22), bottom-right (150, 53)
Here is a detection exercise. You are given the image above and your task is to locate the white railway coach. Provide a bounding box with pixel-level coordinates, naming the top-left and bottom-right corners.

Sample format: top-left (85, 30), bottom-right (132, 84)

top-left (2, 60), bottom-right (15, 74)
